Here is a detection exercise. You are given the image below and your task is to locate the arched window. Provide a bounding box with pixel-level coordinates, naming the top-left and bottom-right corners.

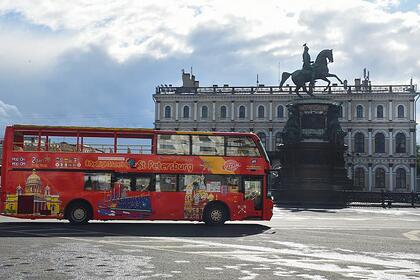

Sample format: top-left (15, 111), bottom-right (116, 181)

top-left (356, 105), bottom-right (364, 118)
top-left (277, 105), bottom-right (284, 118)
top-left (164, 106), bottom-right (171, 119)
top-left (220, 106), bottom-right (227, 119)
top-left (239, 106), bottom-right (246, 119)
top-left (183, 106), bottom-right (190, 118)
top-left (257, 105), bottom-right (265, 118)
top-left (396, 168), bottom-right (406, 189)
top-left (374, 133), bottom-right (385, 153)
top-left (376, 105), bottom-right (383, 118)
top-left (354, 168), bottom-right (365, 189)
top-left (375, 168), bottom-right (386, 189)
top-left (395, 133), bottom-right (406, 153)
top-left (257, 132), bottom-right (266, 148)
top-left (354, 132), bottom-right (365, 153)
top-left (338, 105), bottom-right (343, 118)
top-left (275, 132), bottom-right (283, 151)
top-left (397, 105), bottom-right (404, 118)
top-left (201, 106), bottom-right (208, 119)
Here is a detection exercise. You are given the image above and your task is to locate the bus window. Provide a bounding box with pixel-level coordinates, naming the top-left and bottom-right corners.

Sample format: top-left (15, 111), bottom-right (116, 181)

top-left (192, 135), bottom-right (224, 156)
top-left (157, 135), bottom-right (190, 155)
top-left (82, 137), bottom-right (114, 153)
top-left (84, 173), bottom-right (112, 191)
top-left (23, 136), bottom-right (41, 151)
top-left (134, 176), bottom-right (154, 191)
top-left (48, 136), bottom-right (78, 152)
top-left (156, 174), bottom-right (177, 192)
top-left (116, 137), bottom-right (152, 154)
top-left (226, 137), bottom-right (260, 156)
top-left (112, 174), bottom-right (154, 192)
top-left (179, 175), bottom-right (204, 192)
top-left (227, 175), bottom-right (241, 192)
top-left (179, 174), bottom-right (241, 193)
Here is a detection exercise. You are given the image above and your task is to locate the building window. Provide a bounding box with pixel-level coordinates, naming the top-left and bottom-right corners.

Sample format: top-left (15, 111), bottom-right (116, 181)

top-left (375, 168), bottom-right (386, 189)
top-left (374, 133), bottom-right (385, 153)
top-left (397, 105), bottom-right (404, 118)
top-left (257, 105), bottom-right (265, 119)
top-left (376, 105), bottom-right (383, 118)
top-left (354, 132), bottom-right (365, 153)
top-left (396, 168), bottom-right (406, 189)
top-left (354, 167), bottom-right (365, 189)
top-left (201, 106), bottom-right (208, 119)
top-left (239, 106), bottom-right (246, 119)
top-left (277, 105), bottom-right (284, 118)
top-left (356, 105), bottom-right (364, 118)
top-left (395, 133), bottom-right (406, 153)
top-left (257, 132), bottom-right (266, 148)
top-left (164, 106), bottom-right (171, 119)
top-left (275, 132), bottom-right (283, 151)
top-left (183, 106), bottom-right (190, 118)
top-left (338, 105), bottom-right (343, 118)
top-left (220, 106), bottom-right (227, 119)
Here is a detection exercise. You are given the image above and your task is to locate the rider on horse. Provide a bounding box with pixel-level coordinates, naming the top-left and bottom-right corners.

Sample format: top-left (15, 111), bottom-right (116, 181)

top-left (302, 43), bottom-right (315, 86)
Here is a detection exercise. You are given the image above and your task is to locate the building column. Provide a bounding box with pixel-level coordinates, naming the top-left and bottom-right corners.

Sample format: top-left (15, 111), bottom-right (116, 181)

top-left (269, 101), bottom-right (273, 121)
top-left (388, 99), bottom-right (393, 121)
top-left (250, 100), bottom-right (254, 121)
top-left (368, 163), bottom-right (373, 191)
top-left (368, 128), bottom-right (372, 155)
top-left (410, 164), bottom-right (416, 192)
top-left (156, 101), bottom-right (161, 121)
top-left (268, 128), bottom-right (273, 152)
top-left (231, 101), bottom-right (235, 121)
top-left (410, 128), bottom-right (415, 156)
top-left (212, 101), bottom-right (216, 122)
top-left (389, 129), bottom-right (393, 156)
top-left (175, 101), bottom-right (179, 121)
top-left (347, 128), bottom-right (352, 154)
top-left (368, 100), bottom-right (372, 121)
top-left (389, 163), bottom-right (393, 192)
top-left (347, 100), bottom-right (352, 121)
top-left (193, 101), bottom-right (197, 121)
top-left (410, 99), bottom-right (415, 121)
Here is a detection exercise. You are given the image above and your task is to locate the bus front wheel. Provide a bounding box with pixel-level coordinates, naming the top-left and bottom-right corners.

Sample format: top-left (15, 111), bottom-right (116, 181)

top-left (204, 204), bottom-right (228, 225)
top-left (67, 201), bottom-right (92, 224)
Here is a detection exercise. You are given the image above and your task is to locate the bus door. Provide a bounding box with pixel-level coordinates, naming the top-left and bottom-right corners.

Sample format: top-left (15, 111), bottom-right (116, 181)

top-left (153, 174), bottom-right (184, 219)
top-left (243, 176), bottom-right (263, 211)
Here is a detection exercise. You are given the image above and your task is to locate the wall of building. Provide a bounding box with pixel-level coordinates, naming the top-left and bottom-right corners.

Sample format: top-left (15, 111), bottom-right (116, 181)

top-left (154, 84), bottom-right (417, 192)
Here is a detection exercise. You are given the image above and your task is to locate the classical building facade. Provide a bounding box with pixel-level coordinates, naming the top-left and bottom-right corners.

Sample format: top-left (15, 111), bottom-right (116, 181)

top-left (153, 72), bottom-right (418, 192)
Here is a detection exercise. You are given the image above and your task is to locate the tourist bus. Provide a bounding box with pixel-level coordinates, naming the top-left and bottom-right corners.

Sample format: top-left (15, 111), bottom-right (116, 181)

top-left (0, 125), bottom-right (273, 225)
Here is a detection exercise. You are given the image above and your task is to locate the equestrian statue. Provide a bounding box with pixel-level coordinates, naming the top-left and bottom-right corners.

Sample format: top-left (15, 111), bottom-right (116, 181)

top-left (279, 44), bottom-right (343, 97)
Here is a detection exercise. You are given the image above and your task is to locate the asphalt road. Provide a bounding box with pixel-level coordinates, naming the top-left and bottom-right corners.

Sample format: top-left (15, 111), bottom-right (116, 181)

top-left (1, 207), bottom-right (420, 280)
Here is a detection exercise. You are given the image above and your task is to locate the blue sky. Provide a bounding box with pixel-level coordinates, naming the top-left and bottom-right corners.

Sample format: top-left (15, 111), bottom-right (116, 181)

top-left (0, 0), bottom-right (419, 138)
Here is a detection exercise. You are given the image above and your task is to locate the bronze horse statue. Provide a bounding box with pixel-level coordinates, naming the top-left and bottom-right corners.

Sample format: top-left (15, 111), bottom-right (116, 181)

top-left (279, 49), bottom-right (343, 97)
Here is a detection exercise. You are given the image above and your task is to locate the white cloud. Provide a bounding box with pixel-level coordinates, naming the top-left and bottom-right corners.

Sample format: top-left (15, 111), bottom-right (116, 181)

top-left (0, 99), bottom-right (21, 120)
top-left (2, 0), bottom-right (417, 65)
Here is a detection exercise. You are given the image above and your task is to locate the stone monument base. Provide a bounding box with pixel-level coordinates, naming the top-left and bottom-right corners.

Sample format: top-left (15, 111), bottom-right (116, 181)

top-left (274, 97), bottom-right (351, 205)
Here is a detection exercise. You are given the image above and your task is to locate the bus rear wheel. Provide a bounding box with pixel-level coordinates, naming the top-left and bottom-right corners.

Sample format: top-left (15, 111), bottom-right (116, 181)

top-left (204, 204), bottom-right (227, 225)
top-left (67, 202), bottom-right (91, 224)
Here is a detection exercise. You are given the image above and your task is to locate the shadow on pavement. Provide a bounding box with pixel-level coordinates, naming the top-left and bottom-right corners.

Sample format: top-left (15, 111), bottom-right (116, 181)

top-left (0, 222), bottom-right (272, 238)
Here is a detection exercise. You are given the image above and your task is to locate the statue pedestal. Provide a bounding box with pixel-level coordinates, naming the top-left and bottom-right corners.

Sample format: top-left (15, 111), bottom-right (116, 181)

top-left (275, 98), bottom-right (351, 205)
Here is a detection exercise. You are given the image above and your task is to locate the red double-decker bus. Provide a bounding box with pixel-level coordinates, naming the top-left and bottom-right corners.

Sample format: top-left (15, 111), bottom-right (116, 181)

top-left (0, 125), bottom-right (273, 225)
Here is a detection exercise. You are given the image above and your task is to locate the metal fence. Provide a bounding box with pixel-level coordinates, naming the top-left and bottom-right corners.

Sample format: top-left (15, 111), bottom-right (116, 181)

top-left (343, 190), bottom-right (420, 208)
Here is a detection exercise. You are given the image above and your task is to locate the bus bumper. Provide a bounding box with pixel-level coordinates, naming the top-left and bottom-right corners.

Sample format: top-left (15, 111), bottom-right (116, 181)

top-left (263, 198), bottom-right (273, 220)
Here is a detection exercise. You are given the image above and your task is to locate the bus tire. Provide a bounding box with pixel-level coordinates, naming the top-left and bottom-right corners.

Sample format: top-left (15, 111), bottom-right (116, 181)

top-left (204, 203), bottom-right (228, 226)
top-left (67, 201), bottom-right (92, 225)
